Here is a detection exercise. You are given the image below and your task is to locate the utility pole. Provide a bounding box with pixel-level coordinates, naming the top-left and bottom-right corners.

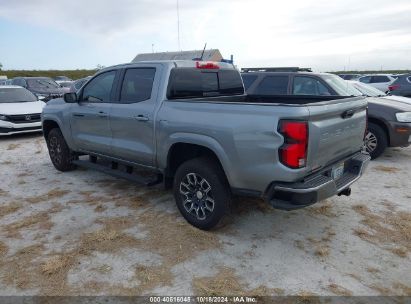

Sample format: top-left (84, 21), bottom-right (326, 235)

top-left (177, 0), bottom-right (181, 51)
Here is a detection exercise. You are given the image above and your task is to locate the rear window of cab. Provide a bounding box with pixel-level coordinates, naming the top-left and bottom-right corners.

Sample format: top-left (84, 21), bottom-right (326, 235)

top-left (167, 68), bottom-right (244, 99)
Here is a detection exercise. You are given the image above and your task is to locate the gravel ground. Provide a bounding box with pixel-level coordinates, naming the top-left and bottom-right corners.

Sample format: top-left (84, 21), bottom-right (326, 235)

top-left (0, 132), bottom-right (410, 296)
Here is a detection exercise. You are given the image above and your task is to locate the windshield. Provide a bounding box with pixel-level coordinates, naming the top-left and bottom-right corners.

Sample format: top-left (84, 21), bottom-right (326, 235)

top-left (0, 87), bottom-right (38, 103)
top-left (321, 74), bottom-right (362, 96)
top-left (349, 81), bottom-right (386, 97)
top-left (27, 78), bottom-right (60, 89)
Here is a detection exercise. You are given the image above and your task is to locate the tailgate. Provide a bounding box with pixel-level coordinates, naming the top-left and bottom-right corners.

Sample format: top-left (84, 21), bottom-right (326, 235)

top-left (307, 97), bottom-right (367, 171)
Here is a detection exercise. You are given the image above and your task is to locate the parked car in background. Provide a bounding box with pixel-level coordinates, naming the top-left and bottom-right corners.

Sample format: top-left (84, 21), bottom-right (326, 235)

top-left (0, 80), bottom-right (7, 86)
top-left (388, 73), bottom-right (411, 97)
top-left (65, 76), bottom-right (92, 93)
top-left (338, 74), bottom-right (362, 81)
top-left (0, 85), bottom-right (45, 135)
top-left (358, 74), bottom-right (395, 92)
top-left (53, 76), bottom-right (73, 85)
top-left (348, 81), bottom-right (411, 159)
top-left (42, 61), bottom-right (369, 229)
top-left (11, 77), bottom-right (66, 102)
top-left (58, 81), bottom-right (74, 93)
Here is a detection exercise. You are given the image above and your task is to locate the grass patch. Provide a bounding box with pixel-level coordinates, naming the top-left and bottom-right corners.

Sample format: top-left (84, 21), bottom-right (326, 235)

top-left (352, 204), bottom-right (411, 257)
top-left (26, 188), bottom-right (71, 204)
top-left (327, 283), bottom-right (352, 296)
top-left (0, 241), bottom-right (8, 256)
top-left (374, 165), bottom-right (400, 173)
top-left (0, 203), bottom-right (21, 218)
top-left (193, 267), bottom-right (277, 296)
top-left (7, 143), bottom-right (20, 150)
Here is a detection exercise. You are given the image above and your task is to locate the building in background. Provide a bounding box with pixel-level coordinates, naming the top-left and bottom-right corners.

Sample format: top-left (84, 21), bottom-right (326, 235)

top-left (132, 49), bottom-right (223, 62)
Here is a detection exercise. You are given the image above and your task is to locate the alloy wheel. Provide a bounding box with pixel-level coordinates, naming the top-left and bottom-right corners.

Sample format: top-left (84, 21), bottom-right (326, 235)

top-left (179, 172), bottom-right (215, 221)
top-left (365, 131), bottom-right (378, 153)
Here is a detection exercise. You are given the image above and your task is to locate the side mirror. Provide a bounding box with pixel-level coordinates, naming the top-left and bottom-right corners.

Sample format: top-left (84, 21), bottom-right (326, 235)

top-left (64, 92), bottom-right (78, 103)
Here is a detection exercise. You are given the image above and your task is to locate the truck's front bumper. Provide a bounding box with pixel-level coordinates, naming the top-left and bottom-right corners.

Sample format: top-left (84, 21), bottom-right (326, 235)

top-left (264, 152), bottom-right (370, 210)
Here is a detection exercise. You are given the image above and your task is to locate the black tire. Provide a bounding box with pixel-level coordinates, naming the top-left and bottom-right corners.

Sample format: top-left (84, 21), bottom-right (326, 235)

top-left (173, 157), bottom-right (231, 230)
top-left (365, 123), bottom-right (388, 160)
top-left (46, 128), bottom-right (77, 171)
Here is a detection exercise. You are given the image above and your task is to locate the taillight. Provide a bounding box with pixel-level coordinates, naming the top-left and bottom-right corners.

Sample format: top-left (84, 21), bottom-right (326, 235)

top-left (388, 84), bottom-right (400, 91)
top-left (196, 61), bottom-right (220, 69)
top-left (278, 121), bottom-right (308, 169)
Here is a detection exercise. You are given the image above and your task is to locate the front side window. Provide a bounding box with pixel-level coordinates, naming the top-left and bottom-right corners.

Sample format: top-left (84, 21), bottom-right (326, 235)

top-left (293, 76), bottom-right (332, 96)
top-left (120, 68), bottom-right (156, 103)
top-left (254, 76), bottom-right (289, 95)
top-left (82, 71), bottom-right (116, 102)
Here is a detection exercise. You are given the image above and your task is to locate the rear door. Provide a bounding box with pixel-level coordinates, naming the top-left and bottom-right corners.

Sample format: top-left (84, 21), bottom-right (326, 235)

top-left (70, 70), bottom-right (117, 155)
top-left (109, 64), bottom-right (161, 166)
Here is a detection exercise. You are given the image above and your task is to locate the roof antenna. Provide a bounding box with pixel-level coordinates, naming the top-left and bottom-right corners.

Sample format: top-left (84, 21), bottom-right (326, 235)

top-left (200, 43), bottom-right (207, 61)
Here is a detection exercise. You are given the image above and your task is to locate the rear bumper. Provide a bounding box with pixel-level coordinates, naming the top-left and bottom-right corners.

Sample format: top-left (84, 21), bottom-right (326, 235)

top-left (387, 121), bottom-right (411, 147)
top-left (264, 152), bottom-right (370, 210)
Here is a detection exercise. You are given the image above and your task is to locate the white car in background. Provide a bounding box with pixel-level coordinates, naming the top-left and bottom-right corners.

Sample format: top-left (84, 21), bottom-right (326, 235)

top-left (358, 74), bottom-right (396, 92)
top-left (0, 86), bottom-right (45, 136)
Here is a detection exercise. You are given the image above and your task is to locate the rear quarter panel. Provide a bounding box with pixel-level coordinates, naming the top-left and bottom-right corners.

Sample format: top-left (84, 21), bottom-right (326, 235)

top-left (156, 100), bottom-right (311, 192)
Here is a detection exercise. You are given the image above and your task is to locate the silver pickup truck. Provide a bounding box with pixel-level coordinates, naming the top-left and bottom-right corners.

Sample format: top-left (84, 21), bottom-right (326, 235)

top-left (42, 60), bottom-right (370, 229)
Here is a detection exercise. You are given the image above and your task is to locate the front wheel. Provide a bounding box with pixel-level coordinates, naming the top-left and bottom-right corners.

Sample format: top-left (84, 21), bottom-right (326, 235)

top-left (365, 123), bottom-right (388, 160)
top-left (173, 157), bottom-right (231, 230)
top-left (46, 128), bottom-right (77, 171)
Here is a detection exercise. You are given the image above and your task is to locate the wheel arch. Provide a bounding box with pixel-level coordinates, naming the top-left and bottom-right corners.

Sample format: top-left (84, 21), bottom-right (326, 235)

top-left (164, 139), bottom-right (231, 189)
top-left (368, 117), bottom-right (390, 146)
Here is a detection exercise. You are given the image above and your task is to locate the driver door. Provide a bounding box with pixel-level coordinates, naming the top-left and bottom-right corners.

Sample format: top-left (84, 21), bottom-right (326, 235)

top-left (70, 70), bottom-right (117, 156)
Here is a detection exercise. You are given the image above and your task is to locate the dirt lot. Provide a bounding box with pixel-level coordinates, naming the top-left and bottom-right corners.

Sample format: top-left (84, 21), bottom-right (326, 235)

top-left (0, 133), bottom-right (410, 296)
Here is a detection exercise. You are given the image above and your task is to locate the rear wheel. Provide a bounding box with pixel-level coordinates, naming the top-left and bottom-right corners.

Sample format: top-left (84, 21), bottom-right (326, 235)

top-left (46, 128), bottom-right (77, 171)
top-left (173, 157), bottom-right (231, 230)
top-left (365, 123), bottom-right (388, 159)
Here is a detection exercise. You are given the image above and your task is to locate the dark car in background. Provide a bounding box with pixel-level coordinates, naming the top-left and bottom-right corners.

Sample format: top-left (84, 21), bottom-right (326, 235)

top-left (348, 81), bottom-right (411, 158)
top-left (241, 68), bottom-right (411, 159)
top-left (388, 74), bottom-right (411, 97)
top-left (65, 76), bottom-right (92, 93)
top-left (53, 76), bottom-right (73, 85)
top-left (11, 77), bottom-right (66, 102)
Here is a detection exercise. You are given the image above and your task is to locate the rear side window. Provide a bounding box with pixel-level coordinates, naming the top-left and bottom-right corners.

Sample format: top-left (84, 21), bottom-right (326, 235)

top-left (372, 76), bottom-right (390, 83)
top-left (120, 68), bottom-right (156, 103)
top-left (241, 74), bottom-right (258, 90)
top-left (167, 68), bottom-right (244, 99)
top-left (254, 76), bottom-right (289, 95)
top-left (293, 76), bottom-right (332, 96)
top-left (407, 77), bottom-right (411, 83)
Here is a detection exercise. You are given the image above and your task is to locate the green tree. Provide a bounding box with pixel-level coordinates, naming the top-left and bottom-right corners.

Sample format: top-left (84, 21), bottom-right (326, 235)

top-left (0, 62), bottom-right (3, 71)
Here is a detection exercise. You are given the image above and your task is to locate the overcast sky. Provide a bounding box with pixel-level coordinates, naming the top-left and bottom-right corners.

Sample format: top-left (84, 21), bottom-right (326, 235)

top-left (0, 0), bottom-right (410, 71)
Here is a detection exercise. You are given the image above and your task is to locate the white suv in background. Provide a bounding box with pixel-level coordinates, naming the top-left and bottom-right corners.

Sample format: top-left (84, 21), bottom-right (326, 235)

top-left (0, 86), bottom-right (45, 136)
top-left (358, 74), bottom-right (396, 92)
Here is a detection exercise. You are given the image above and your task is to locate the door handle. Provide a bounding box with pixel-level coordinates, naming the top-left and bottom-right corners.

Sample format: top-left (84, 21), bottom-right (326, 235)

top-left (73, 113), bottom-right (85, 117)
top-left (97, 111), bottom-right (108, 118)
top-left (134, 115), bottom-right (149, 122)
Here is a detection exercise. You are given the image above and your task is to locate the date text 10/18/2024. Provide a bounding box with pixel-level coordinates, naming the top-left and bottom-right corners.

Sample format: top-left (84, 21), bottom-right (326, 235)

top-left (149, 296), bottom-right (258, 303)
